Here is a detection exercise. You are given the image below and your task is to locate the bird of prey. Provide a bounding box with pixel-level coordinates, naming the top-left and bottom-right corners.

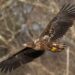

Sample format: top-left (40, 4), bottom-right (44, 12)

top-left (0, 2), bottom-right (75, 73)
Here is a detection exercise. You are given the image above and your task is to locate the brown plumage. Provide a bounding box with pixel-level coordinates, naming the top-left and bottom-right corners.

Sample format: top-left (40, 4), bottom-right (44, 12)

top-left (0, 2), bottom-right (75, 73)
top-left (41, 3), bottom-right (75, 41)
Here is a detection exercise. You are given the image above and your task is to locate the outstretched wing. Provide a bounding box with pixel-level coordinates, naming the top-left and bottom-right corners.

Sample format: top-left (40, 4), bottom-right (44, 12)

top-left (40, 3), bottom-right (75, 41)
top-left (0, 47), bottom-right (44, 72)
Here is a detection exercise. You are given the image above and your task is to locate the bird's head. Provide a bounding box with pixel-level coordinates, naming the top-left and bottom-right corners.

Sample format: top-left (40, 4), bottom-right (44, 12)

top-left (34, 37), bottom-right (65, 52)
top-left (49, 42), bottom-right (65, 52)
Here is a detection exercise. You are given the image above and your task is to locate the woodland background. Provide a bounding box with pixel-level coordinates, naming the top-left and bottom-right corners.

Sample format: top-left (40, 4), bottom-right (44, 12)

top-left (0, 0), bottom-right (75, 75)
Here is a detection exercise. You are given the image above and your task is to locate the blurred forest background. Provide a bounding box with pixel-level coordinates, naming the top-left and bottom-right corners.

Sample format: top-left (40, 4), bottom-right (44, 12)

top-left (0, 0), bottom-right (75, 75)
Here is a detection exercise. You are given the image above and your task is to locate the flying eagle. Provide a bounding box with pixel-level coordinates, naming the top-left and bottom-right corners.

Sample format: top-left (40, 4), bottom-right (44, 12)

top-left (0, 2), bottom-right (75, 73)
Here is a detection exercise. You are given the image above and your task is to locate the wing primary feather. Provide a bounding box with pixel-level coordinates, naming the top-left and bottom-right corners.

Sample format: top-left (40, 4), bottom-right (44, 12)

top-left (60, 3), bottom-right (71, 12)
top-left (4, 65), bottom-right (10, 73)
top-left (60, 3), bottom-right (75, 17)
top-left (60, 3), bottom-right (75, 12)
top-left (0, 47), bottom-right (44, 73)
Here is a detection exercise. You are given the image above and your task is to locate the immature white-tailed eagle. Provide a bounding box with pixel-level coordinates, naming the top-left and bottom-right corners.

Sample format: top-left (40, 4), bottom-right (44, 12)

top-left (0, 2), bottom-right (75, 72)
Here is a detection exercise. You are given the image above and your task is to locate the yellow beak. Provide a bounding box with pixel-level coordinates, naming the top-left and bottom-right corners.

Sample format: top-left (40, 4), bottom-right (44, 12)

top-left (51, 47), bottom-right (57, 52)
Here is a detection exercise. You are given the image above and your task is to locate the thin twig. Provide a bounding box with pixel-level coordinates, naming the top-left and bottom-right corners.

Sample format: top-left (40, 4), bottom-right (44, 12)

top-left (66, 47), bottom-right (70, 75)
